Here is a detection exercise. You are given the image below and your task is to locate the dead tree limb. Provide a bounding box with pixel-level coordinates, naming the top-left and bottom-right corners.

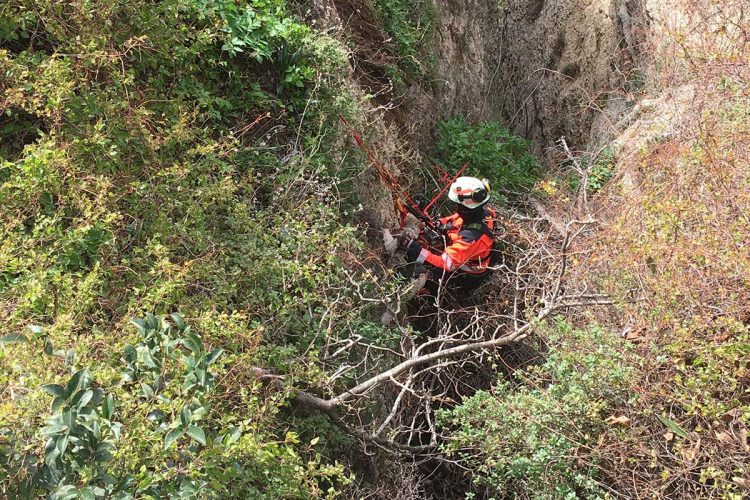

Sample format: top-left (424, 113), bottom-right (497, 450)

top-left (250, 298), bottom-right (573, 453)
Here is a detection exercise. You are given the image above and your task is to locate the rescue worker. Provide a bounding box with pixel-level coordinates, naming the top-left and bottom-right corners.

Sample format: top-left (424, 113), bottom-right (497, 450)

top-left (385, 176), bottom-right (496, 299)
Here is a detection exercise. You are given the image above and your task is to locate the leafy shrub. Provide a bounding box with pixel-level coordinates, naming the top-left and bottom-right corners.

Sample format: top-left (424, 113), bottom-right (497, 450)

top-left (435, 117), bottom-right (540, 191)
top-left (0, 0), bottom-right (364, 496)
top-left (212, 0), bottom-right (316, 92)
top-left (667, 319), bottom-right (750, 420)
top-left (33, 370), bottom-right (121, 499)
top-left (2, 315), bottom-right (349, 498)
top-left (438, 320), bottom-right (636, 499)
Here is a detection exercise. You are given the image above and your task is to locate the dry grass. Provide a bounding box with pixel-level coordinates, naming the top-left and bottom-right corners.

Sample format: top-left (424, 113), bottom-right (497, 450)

top-left (557, 0), bottom-right (750, 496)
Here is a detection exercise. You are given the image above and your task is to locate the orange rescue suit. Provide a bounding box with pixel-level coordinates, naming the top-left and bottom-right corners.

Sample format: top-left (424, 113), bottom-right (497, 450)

top-left (415, 207), bottom-right (495, 275)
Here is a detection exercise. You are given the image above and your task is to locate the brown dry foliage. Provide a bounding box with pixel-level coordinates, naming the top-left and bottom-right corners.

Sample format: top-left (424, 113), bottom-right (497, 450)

top-left (591, 0), bottom-right (750, 338)
top-left (562, 0), bottom-right (750, 497)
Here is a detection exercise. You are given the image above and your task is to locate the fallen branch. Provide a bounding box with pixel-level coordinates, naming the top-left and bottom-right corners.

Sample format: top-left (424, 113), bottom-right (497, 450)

top-left (250, 367), bottom-right (433, 453)
top-left (250, 300), bottom-right (567, 453)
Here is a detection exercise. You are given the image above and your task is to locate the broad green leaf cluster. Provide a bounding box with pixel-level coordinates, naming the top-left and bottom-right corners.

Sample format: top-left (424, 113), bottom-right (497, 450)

top-left (35, 369), bottom-right (120, 499)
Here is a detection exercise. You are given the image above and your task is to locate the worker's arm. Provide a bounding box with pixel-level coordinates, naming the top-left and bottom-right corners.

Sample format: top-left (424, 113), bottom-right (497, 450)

top-left (406, 232), bottom-right (480, 272)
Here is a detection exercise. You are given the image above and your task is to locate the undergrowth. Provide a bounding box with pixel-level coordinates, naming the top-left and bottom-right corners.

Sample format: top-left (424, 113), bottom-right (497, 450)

top-left (3, 0), bottom-right (749, 498)
top-left (564, 1), bottom-right (750, 497)
top-left (438, 320), bottom-right (637, 499)
top-left (371, 0), bottom-right (435, 84)
top-left (0, 0), bottom-right (384, 496)
top-left (435, 117), bottom-right (540, 194)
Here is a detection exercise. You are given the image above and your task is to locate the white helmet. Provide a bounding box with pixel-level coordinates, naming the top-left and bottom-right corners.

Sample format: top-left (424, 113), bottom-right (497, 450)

top-left (448, 176), bottom-right (492, 209)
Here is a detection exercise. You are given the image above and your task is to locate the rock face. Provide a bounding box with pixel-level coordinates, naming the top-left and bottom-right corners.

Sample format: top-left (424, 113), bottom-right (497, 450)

top-left (493, 0), bottom-right (649, 159)
top-left (429, 0), bottom-right (505, 124)
top-left (418, 0), bottom-right (649, 162)
top-left (314, 0), bottom-right (651, 168)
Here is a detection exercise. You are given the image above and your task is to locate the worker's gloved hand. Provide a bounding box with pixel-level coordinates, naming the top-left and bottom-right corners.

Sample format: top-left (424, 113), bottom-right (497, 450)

top-left (421, 227), bottom-right (440, 247)
top-left (424, 226), bottom-right (439, 240)
top-left (405, 240), bottom-right (422, 261)
top-left (383, 229), bottom-right (398, 255)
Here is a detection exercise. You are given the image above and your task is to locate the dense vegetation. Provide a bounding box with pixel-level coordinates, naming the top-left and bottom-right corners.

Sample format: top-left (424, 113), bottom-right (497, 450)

top-left (371, 0), bottom-right (435, 83)
top-left (435, 117), bottom-right (540, 191)
top-left (0, 0), bottom-right (376, 496)
top-left (439, 3), bottom-right (750, 496)
top-left (438, 321), bottom-right (637, 499)
top-left (2, 0), bottom-right (749, 498)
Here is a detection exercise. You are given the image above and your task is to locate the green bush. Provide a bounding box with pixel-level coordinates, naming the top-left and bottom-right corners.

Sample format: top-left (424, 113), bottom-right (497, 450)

top-left (33, 369), bottom-right (121, 499)
top-left (437, 320), bottom-right (636, 499)
top-left (0, 0), bottom-right (366, 496)
top-left (435, 117), bottom-right (540, 191)
top-left (2, 316), bottom-right (349, 498)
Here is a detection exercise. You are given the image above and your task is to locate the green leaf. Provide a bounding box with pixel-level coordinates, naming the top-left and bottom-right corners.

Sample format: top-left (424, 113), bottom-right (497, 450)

top-left (51, 396), bottom-right (66, 413)
top-left (73, 389), bottom-right (93, 409)
top-left (197, 369), bottom-right (208, 387)
top-left (130, 317), bottom-right (147, 334)
top-left (67, 369), bottom-right (89, 394)
top-left (113, 474), bottom-right (134, 493)
top-left (171, 313), bottom-right (186, 331)
top-left (42, 384), bottom-right (68, 399)
top-left (90, 486), bottom-right (107, 497)
top-left (111, 422), bottom-right (122, 441)
top-left (77, 487), bottom-right (96, 500)
top-left (123, 344), bottom-right (136, 361)
top-left (102, 394), bottom-right (115, 419)
top-left (0, 333), bottom-right (28, 344)
top-left (657, 415), bottom-right (690, 439)
top-left (182, 335), bottom-right (201, 354)
top-left (52, 484), bottom-right (78, 499)
top-left (45, 443), bottom-right (61, 464)
top-left (137, 345), bottom-right (158, 369)
top-left (91, 420), bottom-right (101, 440)
top-left (165, 428), bottom-right (184, 450)
top-left (91, 387), bottom-right (105, 406)
top-left (180, 406), bottom-right (192, 426)
top-left (140, 382), bottom-right (154, 398)
top-left (206, 348), bottom-right (224, 365)
top-left (187, 425), bottom-right (206, 446)
top-left (62, 409), bottom-right (77, 429)
top-left (97, 442), bottom-right (114, 454)
top-left (145, 313), bottom-right (159, 330)
top-left (41, 423), bottom-right (68, 435)
top-left (94, 448), bottom-right (113, 463)
top-left (44, 436), bottom-right (56, 453)
top-left (224, 426), bottom-right (241, 446)
top-left (56, 435), bottom-right (69, 455)
top-left (182, 356), bottom-right (197, 369)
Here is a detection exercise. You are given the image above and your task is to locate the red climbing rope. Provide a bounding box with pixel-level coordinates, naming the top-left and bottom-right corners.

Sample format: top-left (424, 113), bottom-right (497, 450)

top-left (339, 116), bottom-right (467, 229)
